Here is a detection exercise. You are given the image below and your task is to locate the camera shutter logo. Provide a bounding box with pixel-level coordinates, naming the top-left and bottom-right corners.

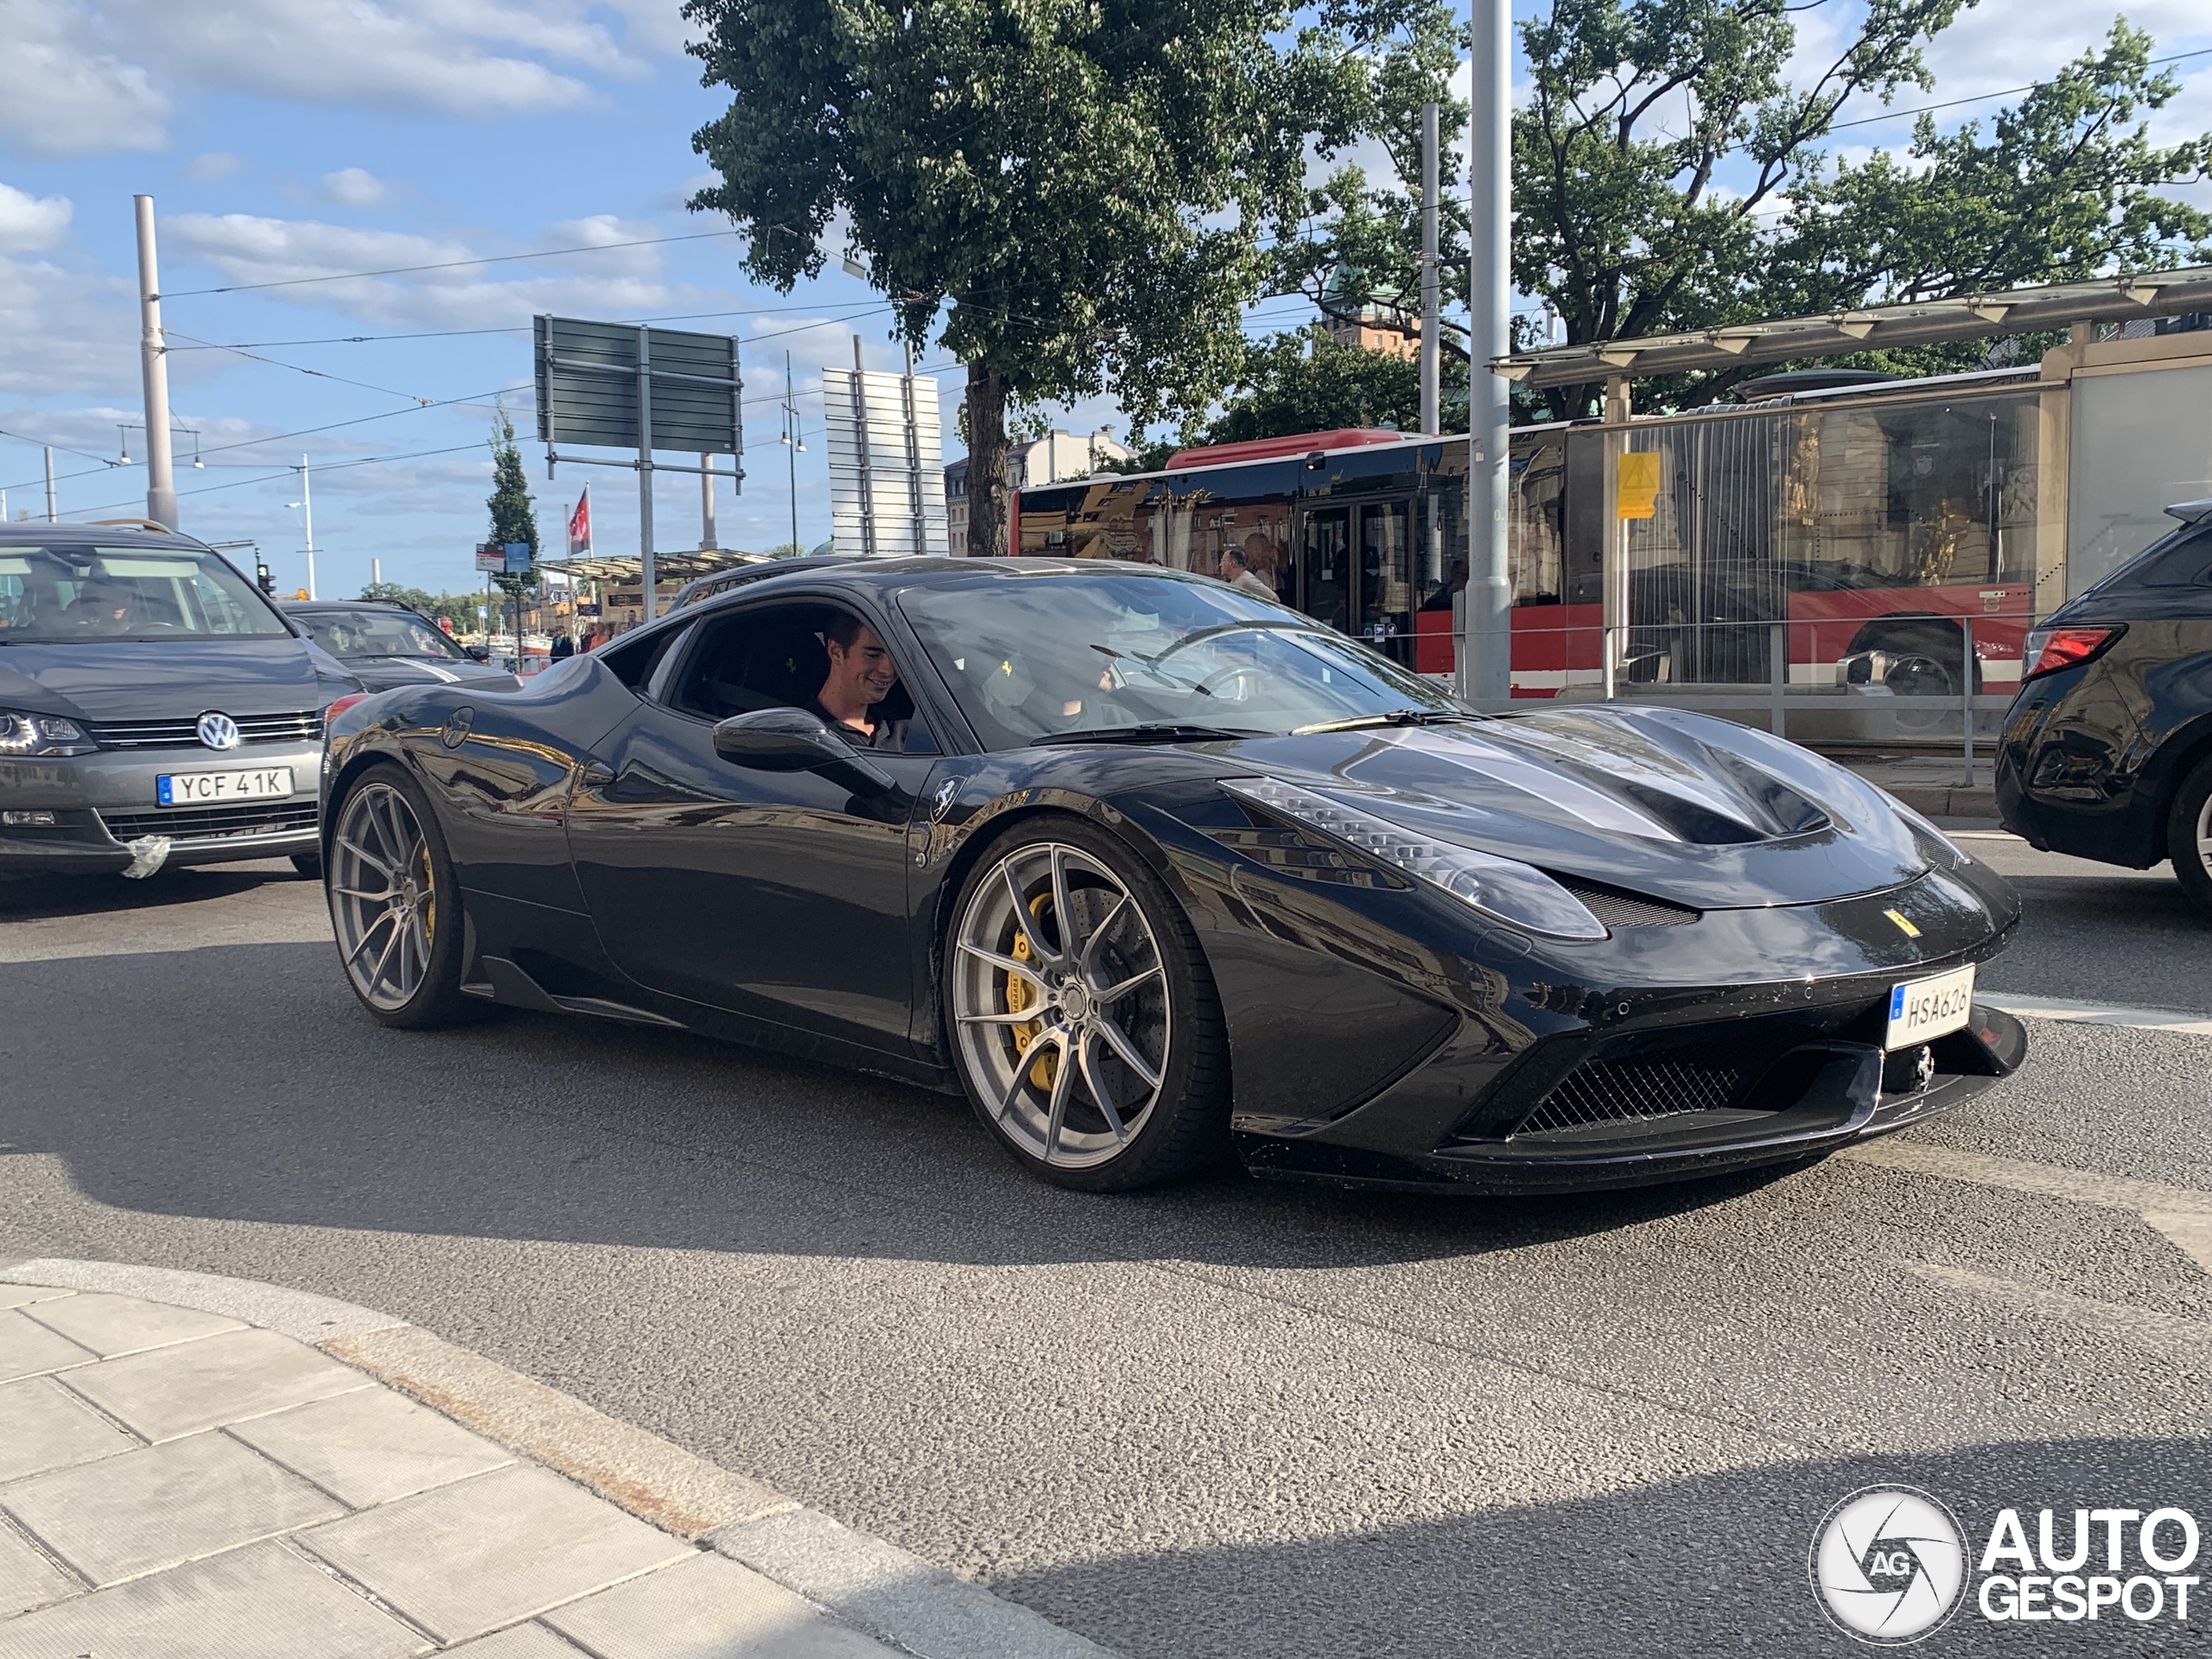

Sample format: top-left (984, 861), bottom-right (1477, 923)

top-left (195, 711), bottom-right (241, 751)
top-left (1810, 1486), bottom-right (1967, 1645)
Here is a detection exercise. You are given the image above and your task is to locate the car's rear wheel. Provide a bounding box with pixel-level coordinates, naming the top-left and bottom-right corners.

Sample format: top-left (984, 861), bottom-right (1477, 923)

top-left (2170, 756), bottom-right (2212, 916)
top-left (944, 817), bottom-right (1229, 1190)
top-left (327, 763), bottom-right (471, 1027)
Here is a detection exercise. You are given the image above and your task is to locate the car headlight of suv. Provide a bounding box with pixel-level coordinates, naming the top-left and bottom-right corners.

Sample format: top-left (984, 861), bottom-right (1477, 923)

top-left (1224, 777), bottom-right (1609, 940)
top-left (0, 711), bottom-right (97, 758)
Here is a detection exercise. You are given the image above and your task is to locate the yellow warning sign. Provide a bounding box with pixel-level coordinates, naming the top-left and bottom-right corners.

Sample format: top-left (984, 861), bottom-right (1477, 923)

top-left (1617, 452), bottom-right (1661, 519)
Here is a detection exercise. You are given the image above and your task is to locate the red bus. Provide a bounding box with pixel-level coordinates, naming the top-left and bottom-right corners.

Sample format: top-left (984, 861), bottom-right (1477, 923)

top-left (1009, 367), bottom-right (2053, 714)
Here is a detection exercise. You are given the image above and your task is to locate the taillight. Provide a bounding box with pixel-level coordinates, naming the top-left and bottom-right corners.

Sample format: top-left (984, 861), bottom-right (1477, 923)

top-left (2023, 626), bottom-right (2122, 681)
top-left (323, 693), bottom-right (372, 726)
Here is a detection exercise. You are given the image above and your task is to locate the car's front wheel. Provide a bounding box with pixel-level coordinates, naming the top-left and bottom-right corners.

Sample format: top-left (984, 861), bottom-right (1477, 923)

top-left (944, 817), bottom-right (1230, 1191)
top-left (2171, 755), bottom-right (2212, 916)
top-left (326, 763), bottom-right (472, 1027)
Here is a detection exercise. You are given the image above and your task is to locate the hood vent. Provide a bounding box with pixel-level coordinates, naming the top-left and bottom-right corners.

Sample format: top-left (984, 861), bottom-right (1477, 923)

top-left (1554, 878), bottom-right (1699, 928)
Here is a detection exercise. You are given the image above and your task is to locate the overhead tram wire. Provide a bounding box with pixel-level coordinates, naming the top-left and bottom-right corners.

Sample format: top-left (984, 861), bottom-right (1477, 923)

top-left (54, 440), bottom-right (493, 522)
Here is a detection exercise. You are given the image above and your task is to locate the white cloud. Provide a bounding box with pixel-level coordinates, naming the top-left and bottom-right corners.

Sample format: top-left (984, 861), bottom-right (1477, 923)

top-left (0, 0), bottom-right (700, 157)
top-left (0, 251), bottom-right (134, 394)
top-left (322, 168), bottom-right (390, 208)
top-left (160, 211), bottom-right (699, 330)
top-left (0, 182), bottom-right (73, 252)
top-left (0, 0), bottom-right (167, 156)
top-left (179, 151), bottom-right (244, 182)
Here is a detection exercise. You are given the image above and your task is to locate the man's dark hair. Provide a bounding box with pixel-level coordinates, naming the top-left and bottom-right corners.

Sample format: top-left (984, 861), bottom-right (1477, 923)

top-left (823, 612), bottom-right (867, 651)
top-left (1220, 544), bottom-right (1250, 571)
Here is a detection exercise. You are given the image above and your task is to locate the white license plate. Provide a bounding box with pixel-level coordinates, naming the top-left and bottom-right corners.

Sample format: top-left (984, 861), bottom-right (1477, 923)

top-left (156, 767), bottom-right (294, 806)
top-left (1885, 964), bottom-right (1975, 1050)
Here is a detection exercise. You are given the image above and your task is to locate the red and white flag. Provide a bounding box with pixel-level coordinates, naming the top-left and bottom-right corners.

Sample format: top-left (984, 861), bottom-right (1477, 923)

top-left (567, 488), bottom-right (592, 557)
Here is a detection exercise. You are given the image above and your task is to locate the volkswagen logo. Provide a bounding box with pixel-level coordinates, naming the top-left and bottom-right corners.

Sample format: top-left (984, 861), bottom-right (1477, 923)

top-left (1810, 1485), bottom-right (1967, 1645)
top-left (195, 711), bottom-right (242, 751)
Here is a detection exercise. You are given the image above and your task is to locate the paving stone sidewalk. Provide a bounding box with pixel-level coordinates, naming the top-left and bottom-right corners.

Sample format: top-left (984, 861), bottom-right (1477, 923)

top-left (0, 1278), bottom-right (927, 1658)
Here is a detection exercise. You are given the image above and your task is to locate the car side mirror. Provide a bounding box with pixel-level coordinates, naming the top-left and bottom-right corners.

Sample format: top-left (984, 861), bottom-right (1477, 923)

top-left (464, 644), bottom-right (490, 662)
top-left (712, 707), bottom-right (898, 797)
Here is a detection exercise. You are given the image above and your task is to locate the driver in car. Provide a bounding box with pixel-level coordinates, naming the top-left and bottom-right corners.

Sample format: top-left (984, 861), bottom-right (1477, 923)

top-left (66, 581), bottom-right (137, 635)
top-left (809, 615), bottom-right (911, 752)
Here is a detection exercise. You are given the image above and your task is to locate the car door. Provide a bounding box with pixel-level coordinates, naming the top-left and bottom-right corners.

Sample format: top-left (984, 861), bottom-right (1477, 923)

top-left (564, 596), bottom-right (942, 1054)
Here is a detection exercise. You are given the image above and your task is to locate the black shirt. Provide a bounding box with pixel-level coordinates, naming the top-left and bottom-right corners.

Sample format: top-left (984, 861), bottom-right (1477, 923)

top-left (806, 697), bottom-right (910, 753)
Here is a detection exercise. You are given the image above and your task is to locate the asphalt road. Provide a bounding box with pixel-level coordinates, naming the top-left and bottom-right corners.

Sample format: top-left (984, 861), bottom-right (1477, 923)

top-left (4, 840), bottom-right (2209, 1657)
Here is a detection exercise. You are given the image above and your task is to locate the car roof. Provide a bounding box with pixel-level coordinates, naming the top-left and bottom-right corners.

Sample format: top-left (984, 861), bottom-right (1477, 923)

top-left (0, 523), bottom-right (213, 552)
top-left (684, 555), bottom-right (1217, 607)
top-left (280, 599), bottom-right (417, 611)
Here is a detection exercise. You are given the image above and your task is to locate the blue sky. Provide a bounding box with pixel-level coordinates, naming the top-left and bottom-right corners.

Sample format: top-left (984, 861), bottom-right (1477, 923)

top-left (0, 1), bottom-right (2206, 601)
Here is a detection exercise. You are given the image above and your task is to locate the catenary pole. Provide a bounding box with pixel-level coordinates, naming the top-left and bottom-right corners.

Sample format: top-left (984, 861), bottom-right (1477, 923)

top-left (44, 447), bottom-right (56, 522)
top-left (134, 196), bottom-right (178, 531)
top-left (1420, 100), bottom-right (1440, 436)
top-left (785, 351), bottom-right (799, 555)
top-left (637, 325), bottom-right (656, 618)
top-left (1464, 0), bottom-right (1512, 702)
top-left (298, 455), bottom-right (317, 599)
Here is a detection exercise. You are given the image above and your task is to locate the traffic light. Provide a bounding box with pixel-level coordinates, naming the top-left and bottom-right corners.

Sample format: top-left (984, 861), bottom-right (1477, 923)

top-left (256, 561), bottom-right (274, 594)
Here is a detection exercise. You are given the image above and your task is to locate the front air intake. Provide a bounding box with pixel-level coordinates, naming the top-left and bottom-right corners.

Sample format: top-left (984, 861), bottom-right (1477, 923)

top-left (1515, 1053), bottom-right (1746, 1135)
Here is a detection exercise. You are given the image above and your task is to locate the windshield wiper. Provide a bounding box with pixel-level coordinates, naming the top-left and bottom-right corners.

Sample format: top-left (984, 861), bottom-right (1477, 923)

top-left (1293, 709), bottom-right (1478, 734)
top-left (1031, 723), bottom-right (1270, 747)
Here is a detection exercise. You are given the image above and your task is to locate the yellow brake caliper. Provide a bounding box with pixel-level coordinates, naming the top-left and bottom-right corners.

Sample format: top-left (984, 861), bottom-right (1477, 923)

top-left (1005, 894), bottom-right (1058, 1091)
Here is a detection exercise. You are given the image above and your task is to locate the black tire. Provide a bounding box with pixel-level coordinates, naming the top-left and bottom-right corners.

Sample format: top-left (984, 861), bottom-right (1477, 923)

top-left (942, 814), bottom-right (1230, 1192)
top-left (325, 761), bottom-right (474, 1028)
top-left (2169, 755), bottom-right (2212, 917)
top-left (290, 851), bottom-right (322, 880)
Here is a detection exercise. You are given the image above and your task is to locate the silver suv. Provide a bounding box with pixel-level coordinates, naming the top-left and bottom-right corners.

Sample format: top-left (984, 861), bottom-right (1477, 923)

top-left (0, 523), bottom-right (360, 880)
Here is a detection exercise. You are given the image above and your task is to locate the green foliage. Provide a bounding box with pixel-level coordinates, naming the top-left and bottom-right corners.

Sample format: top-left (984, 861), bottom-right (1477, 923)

top-left (361, 582), bottom-right (493, 622)
top-left (1509, 4), bottom-right (2212, 416)
top-left (1200, 326), bottom-right (1455, 445)
top-left (486, 406), bottom-right (538, 594)
top-left (683, 0), bottom-right (1363, 551)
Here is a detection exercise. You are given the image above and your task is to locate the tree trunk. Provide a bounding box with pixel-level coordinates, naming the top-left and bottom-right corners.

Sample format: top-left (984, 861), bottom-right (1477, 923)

top-left (964, 362), bottom-right (1010, 558)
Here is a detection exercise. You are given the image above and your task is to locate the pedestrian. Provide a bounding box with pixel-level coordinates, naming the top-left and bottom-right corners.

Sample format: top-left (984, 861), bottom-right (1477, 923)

top-left (550, 633), bottom-right (575, 661)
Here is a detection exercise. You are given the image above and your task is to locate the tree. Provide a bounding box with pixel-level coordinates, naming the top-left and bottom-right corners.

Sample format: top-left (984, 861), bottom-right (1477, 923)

top-left (683, 0), bottom-right (1344, 555)
top-left (486, 407), bottom-right (538, 651)
top-left (1510, 4), bottom-right (2212, 416)
top-left (1199, 325), bottom-right (1435, 444)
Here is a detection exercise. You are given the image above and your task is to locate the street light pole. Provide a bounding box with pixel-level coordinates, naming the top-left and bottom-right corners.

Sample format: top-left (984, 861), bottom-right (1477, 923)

top-left (134, 195), bottom-right (178, 531)
top-left (43, 446), bottom-right (56, 523)
top-left (785, 349), bottom-right (800, 556)
top-left (1464, 0), bottom-right (1512, 703)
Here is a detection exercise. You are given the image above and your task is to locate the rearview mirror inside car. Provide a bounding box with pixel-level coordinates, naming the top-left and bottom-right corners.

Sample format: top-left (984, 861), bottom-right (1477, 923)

top-left (713, 707), bottom-right (897, 797)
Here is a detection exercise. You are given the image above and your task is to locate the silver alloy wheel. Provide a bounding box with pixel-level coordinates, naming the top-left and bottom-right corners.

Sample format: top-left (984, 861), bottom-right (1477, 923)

top-left (950, 841), bottom-right (1172, 1170)
top-left (329, 781), bottom-right (436, 1013)
top-left (2196, 791), bottom-right (2212, 880)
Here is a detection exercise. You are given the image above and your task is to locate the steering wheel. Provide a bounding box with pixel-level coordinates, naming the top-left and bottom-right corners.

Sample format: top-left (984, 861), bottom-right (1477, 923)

top-left (1193, 664), bottom-right (1262, 699)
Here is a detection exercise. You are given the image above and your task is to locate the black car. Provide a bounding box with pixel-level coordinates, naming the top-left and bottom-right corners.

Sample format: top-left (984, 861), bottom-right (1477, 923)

top-left (319, 557), bottom-right (2024, 1193)
top-left (1997, 499), bottom-right (2212, 913)
top-left (283, 601), bottom-right (521, 694)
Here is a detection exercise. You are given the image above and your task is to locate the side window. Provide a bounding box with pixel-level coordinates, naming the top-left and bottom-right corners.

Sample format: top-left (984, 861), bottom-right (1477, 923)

top-left (601, 622), bottom-right (690, 690)
top-left (664, 601), bottom-right (941, 753)
top-left (2112, 525), bottom-right (2212, 590)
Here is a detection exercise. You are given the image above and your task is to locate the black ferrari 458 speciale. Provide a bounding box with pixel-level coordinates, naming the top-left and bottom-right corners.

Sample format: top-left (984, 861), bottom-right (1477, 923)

top-left (318, 556), bottom-right (2025, 1192)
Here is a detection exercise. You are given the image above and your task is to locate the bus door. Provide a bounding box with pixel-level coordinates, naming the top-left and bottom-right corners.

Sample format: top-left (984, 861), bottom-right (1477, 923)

top-left (1296, 499), bottom-right (1414, 664)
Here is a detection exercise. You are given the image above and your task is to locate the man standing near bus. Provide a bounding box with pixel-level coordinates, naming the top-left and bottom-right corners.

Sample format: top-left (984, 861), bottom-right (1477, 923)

top-left (1217, 536), bottom-right (1277, 600)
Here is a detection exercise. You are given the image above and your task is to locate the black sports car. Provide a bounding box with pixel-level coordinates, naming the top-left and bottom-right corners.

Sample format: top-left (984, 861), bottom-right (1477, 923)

top-left (1997, 499), bottom-right (2212, 914)
top-left (319, 557), bottom-right (2025, 1192)
top-left (283, 601), bottom-right (521, 694)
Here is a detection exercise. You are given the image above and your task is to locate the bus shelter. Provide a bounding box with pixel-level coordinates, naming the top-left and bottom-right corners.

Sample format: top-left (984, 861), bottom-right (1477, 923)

top-left (1009, 268), bottom-right (2212, 755)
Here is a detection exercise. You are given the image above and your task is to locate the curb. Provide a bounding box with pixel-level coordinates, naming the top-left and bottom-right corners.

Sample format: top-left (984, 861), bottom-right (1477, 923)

top-left (1886, 782), bottom-right (1999, 819)
top-left (0, 1256), bottom-right (1118, 1659)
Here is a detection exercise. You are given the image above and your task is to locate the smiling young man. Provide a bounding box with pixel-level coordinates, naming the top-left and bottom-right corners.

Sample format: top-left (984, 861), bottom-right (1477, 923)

top-left (808, 613), bottom-right (910, 751)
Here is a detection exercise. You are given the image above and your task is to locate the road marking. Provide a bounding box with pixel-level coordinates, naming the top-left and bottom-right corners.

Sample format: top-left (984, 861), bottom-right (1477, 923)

top-left (1907, 1262), bottom-right (2212, 1362)
top-left (1842, 1140), bottom-right (2212, 1275)
top-left (1982, 994), bottom-right (2212, 1036)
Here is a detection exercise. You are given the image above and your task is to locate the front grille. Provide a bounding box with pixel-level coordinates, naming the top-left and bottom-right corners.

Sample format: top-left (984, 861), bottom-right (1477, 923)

top-left (1557, 878), bottom-right (1700, 928)
top-left (99, 801), bottom-right (319, 844)
top-left (87, 709), bottom-right (322, 750)
top-left (1516, 1055), bottom-right (1745, 1135)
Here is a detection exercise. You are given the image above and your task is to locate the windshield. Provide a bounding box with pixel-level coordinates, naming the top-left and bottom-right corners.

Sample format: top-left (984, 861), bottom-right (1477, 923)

top-left (0, 545), bottom-right (290, 645)
top-left (294, 607), bottom-right (468, 661)
top-left (896, 570), bottom-right (1471, 750)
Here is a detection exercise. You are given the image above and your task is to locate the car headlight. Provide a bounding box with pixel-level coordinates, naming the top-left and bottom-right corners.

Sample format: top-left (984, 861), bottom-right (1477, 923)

top-left (0, 711), bottom-right (96, 758)
top-left (1224, 778), bottom-right (1609, 940)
